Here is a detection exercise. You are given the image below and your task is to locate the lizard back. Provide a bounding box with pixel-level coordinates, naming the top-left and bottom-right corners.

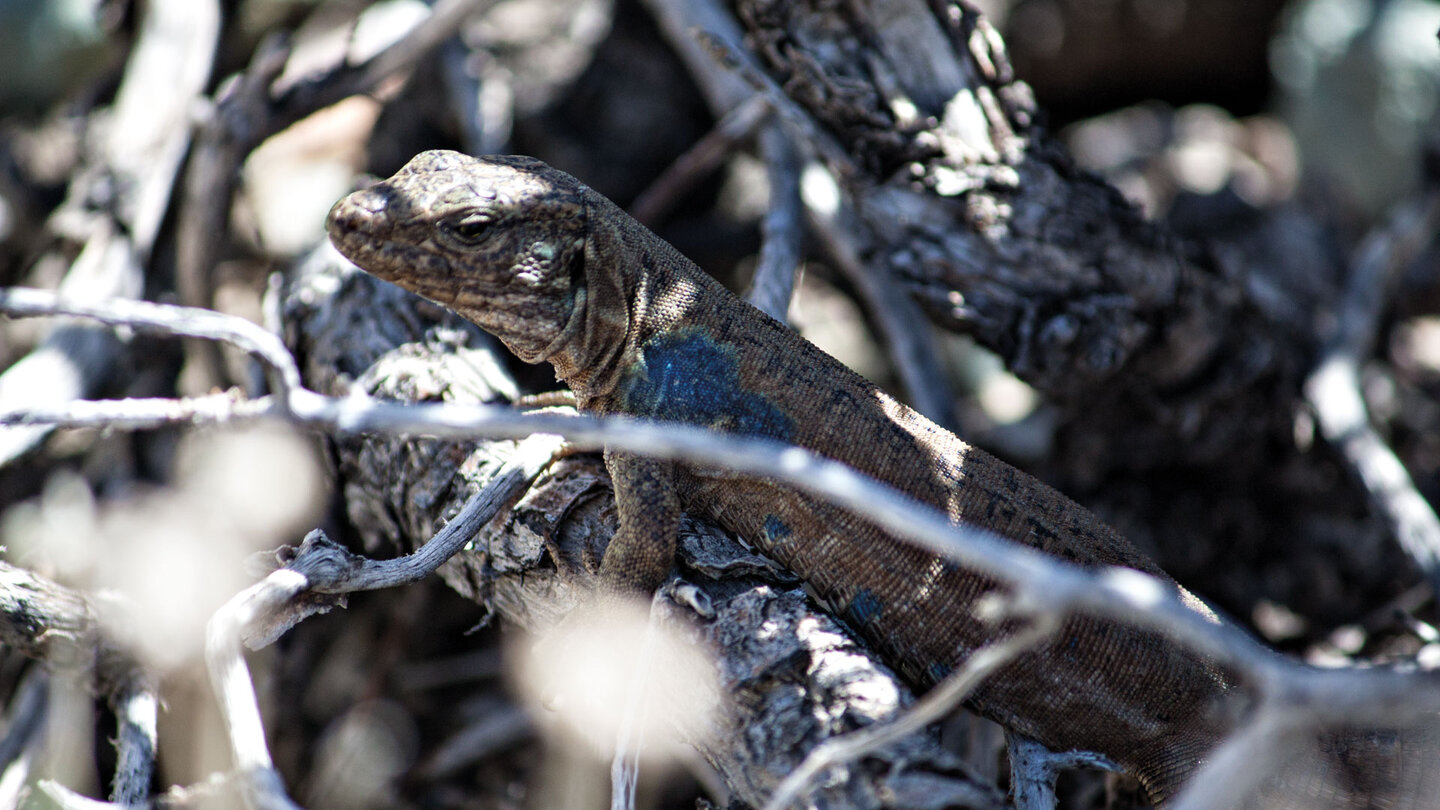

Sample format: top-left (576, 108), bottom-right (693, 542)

top-left (574, 189), bottom-right (1235, 801)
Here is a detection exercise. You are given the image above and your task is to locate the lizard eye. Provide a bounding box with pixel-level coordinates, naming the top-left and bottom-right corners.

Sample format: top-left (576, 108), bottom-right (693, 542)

top-left (442, 215), bottom-right (493, 246)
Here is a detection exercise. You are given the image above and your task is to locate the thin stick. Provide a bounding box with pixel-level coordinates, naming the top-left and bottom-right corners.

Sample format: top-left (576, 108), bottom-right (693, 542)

top-left (110, 683), bottom-right (158, 807)
top-left (609, 591), bottom-right (671, 810)
top-left (1168, 705), bottom-right (1302, 810)
top-left (0, 668), bottom-right (47, 777)
top-left (5, 291), bottom-right (1440, 740)
top-left (1007, 732), bottom-right (1118, 810)
top-left (205, 571), bottom-right (306, 810)
top-left (0, 288), bottom-right (302, 399)
top-left (629, 96), bottom-right (771, 227)
top-left (1304, 193), bottom-right (1440, 593)
top-left (762, 614), bottom-right (1059, 810)
top-left (808, 206), bottom-right (961, 429)
top-left (746, 126), bottom-right (804, 322)
top-left (238, 433), bottom-right (564, 648)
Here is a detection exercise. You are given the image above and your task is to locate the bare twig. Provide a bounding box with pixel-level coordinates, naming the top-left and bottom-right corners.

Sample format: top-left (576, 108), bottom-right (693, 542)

top-left (0, 393), bottom-right (272, 430)
top-left (0, 288), bottom-right (302, 400)
top-left (172, 33), bottom-right (289, 386)
top-left (0, 668), bottom-right (47, 779)
top-left (110, 683), bottom-right (158, 807)
top-left (38, 782), bottom-right (120, 810)
top-left (807, 201), bottom-right (962, 429)
top-left (0, 388), bottom-right (1337, 692)
top-left (0, 382), bottom-right (1372, 711)
top-left (637, 0), bottom-right (857, 179)
top-left (0, 561), bottom-right (144, 700)
top-left (7, 289), bottom-right (1440, 798)
top-left (205, 573), bottom-right (306, 810)
top-left (1168, 705), bottom-right (1304, 810)
top-left (1006, 733), bottom-right (1119, 810)
top-left (238, 433), bottom-right (564, 648)
top-left (691, 30), bottom-right (857, 179)
top-left (609, 591), bottom-right (673, 810)
top-left (0, 571), bottom-right (152, 807)
top-left (746, 125), bottom-right (803, 322)
top-left (762, 611), bottom-right (1059, 810)
top-left (629, 96), bottom-right (771, 227)
top-left (1305, 193), bottom-right (1440, 594)
top-left (636, 0), bottom-right (753, 114)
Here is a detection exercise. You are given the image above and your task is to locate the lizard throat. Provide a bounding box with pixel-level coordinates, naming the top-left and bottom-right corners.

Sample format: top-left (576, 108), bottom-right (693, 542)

top-left (534, 284), bottom-right (589, 367)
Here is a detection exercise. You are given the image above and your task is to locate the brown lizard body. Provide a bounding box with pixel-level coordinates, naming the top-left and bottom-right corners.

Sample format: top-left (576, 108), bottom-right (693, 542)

top-left (326, 151), bottom-right (1260, 804)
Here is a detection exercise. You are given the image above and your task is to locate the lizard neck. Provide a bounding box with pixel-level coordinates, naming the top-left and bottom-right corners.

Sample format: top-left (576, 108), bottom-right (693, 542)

top-left (547, 189), bottom-right (672, 407)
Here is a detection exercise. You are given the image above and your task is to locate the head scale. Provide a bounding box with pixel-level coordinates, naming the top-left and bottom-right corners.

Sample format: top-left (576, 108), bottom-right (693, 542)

top-left (326, 150), bottom-right (589, 363)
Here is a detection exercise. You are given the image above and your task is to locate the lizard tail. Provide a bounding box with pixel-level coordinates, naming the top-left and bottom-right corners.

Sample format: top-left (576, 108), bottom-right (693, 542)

top-left (1133, 732), bottom-right (1215, 807)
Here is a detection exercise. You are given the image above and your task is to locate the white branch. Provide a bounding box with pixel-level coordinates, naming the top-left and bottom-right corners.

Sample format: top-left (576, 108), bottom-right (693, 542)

top-left (0, 288), bottom-right (302, 398)
top-left (1305, 193), bottom-right (1440, 595)
top-left (6, 372), bottom-right (1440, 730)
top-left (763, 611), bottom-right (1060, 810)
top-left (6, 285), bottom-right (1440, 805)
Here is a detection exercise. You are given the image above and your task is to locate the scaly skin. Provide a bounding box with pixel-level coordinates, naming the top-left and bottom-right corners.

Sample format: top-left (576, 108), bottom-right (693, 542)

top-left (325, 150), bottom-right (1250, 804)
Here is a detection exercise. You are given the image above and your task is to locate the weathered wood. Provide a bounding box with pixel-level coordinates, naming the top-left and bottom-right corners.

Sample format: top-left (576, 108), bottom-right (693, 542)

top-left (735, 0), bottom-right (1299, 468)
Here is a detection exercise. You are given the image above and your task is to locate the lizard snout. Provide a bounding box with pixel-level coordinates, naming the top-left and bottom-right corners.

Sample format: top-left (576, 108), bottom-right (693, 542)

top-left (326, 187), bottom-right (394, 244)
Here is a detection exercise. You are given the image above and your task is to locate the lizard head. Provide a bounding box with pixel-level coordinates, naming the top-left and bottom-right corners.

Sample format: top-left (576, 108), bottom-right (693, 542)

top-left (326, 150), bottom-right (589, 364)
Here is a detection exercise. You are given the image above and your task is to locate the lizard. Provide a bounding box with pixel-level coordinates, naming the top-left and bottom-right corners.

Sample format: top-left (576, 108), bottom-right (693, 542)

top-left (324, 150), bottom-right (1280, 805)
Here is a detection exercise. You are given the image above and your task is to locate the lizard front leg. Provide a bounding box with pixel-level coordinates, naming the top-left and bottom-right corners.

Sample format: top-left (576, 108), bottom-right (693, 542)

top-left (599, 449), bottom-right (681, 594)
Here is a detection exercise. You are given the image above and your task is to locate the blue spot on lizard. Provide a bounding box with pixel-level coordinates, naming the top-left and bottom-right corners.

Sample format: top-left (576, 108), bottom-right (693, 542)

top-left (617, 330), bottom-right (793, 440)
top-left (845, 588), bottom-right (884, 628)
top-left (763, 515), bottom-right (792, 547)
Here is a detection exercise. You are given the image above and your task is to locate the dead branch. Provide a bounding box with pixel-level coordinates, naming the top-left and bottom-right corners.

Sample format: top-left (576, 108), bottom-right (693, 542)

top-left (0, 0), bottom-right (219, 466)
top-left (747, 126), bottom-right (803, 322)
top-left (176, 0), bottom-right (488, 388)
top-left (0, 561), bottom-right (144, 701)
top-left (6, 282), bottom-right (1440, 777)
top-left (629, 96), bottom-right (771, 227)
top-left (1305, 193), bottom-right (1440, 594)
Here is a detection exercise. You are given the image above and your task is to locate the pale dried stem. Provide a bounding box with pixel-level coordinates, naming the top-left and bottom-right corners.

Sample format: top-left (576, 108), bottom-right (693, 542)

top-left (110, 684), bottom-right (158, 807)
top-left (0, 668), bottom-right (47, 778)
top-left (38, 782), bottom-right (121, 810)
top-left (1305, 193), bottom-right (1440, 594)
top-left (808, 206), bottom-right (961, 429)
top-left (747, 125), bottom-right (804, 322)
top-left (6, 287), bottom-right (1440, 801)
top-left (1168, 705), bottom-right (1303, 810)
top-left (0, 288), bottom-right (302, 398)
top-left (629, 96), bottom-right (772, 227)
top-left (1006, 733), bottom-right (1119, 810)
top-left (762, 613), bottom-right (1060, 810)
